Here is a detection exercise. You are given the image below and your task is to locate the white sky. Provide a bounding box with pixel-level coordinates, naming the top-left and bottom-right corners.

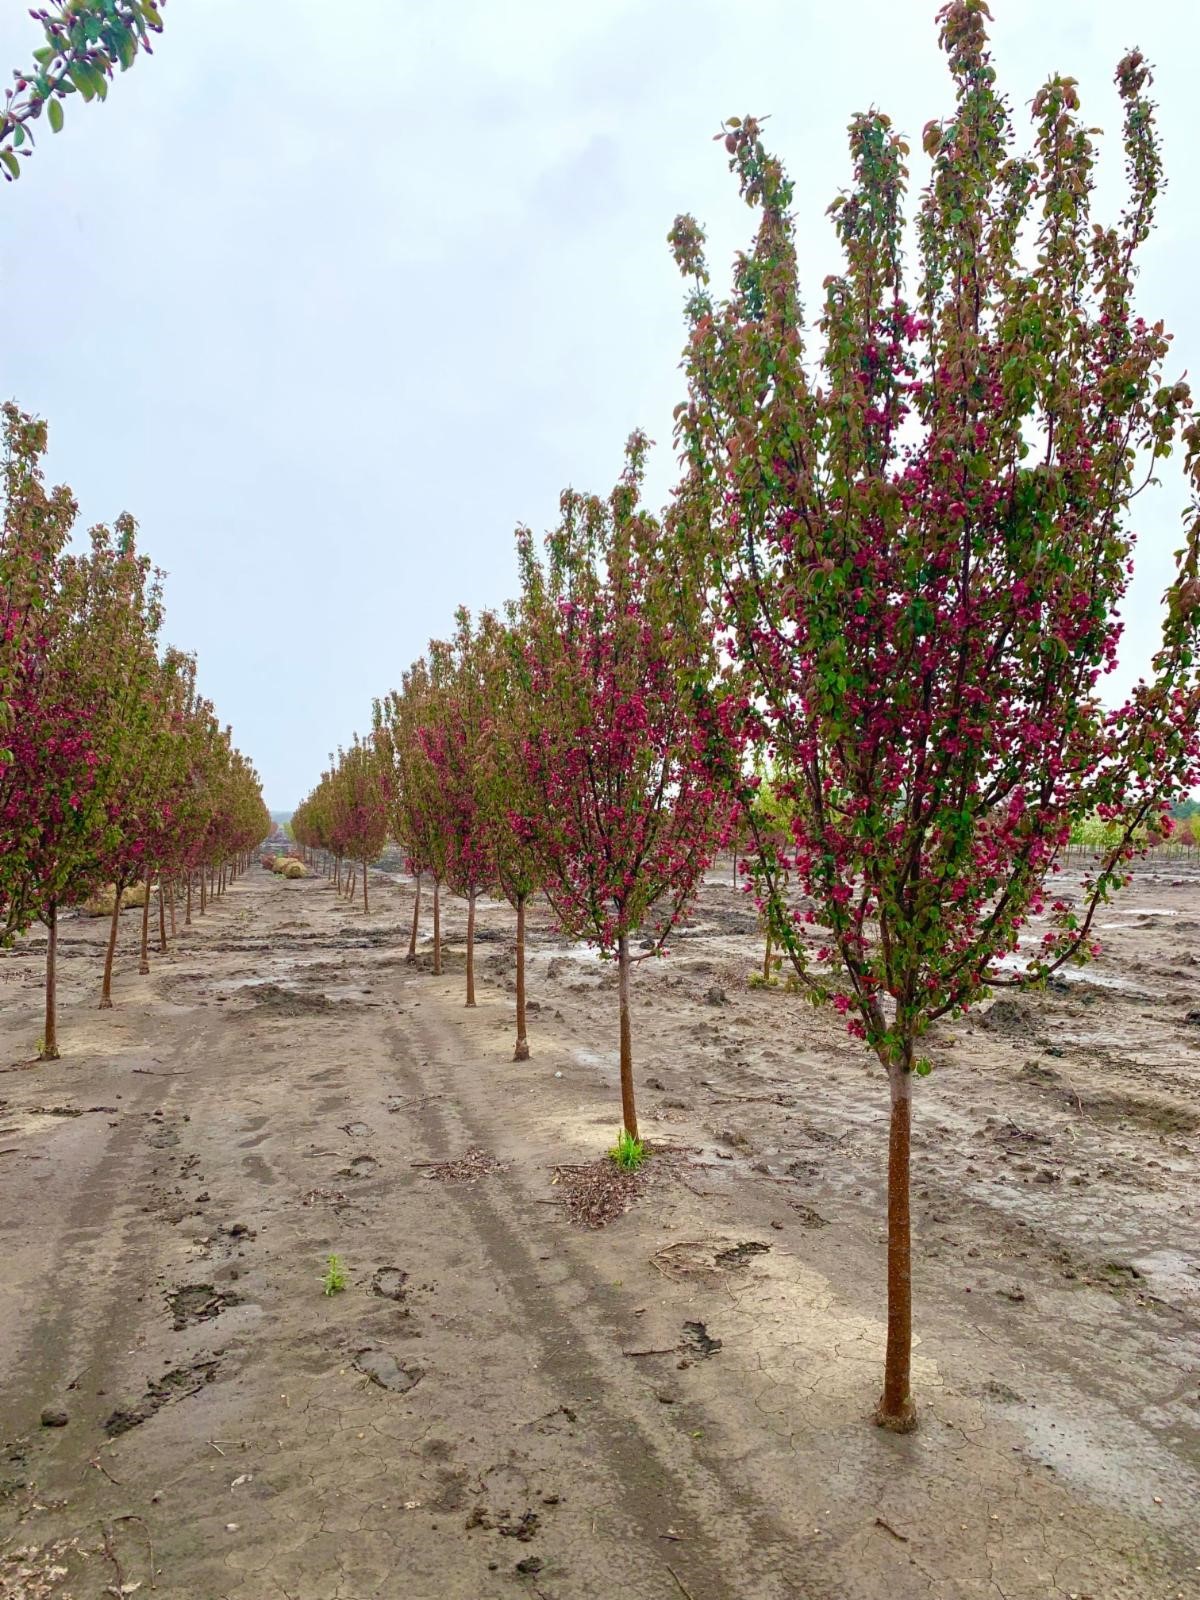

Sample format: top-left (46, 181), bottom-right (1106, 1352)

top-left (3, 0), bottom-right (1198, 807)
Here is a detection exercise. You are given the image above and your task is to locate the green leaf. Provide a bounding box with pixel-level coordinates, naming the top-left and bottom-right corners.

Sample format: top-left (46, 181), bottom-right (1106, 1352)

top-left (67, 65), bottom-right (94, 101)
top-left (914, 1058), bottom-right (933, 1077)
top-left (0, 150), bottom-right (20, 179)
top-left (47, 96), bottom-right (64, 133)
top-left (32, 46), bottom-right (54, 66)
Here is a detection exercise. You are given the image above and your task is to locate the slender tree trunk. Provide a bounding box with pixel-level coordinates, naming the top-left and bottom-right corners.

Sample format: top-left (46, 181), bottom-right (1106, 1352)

top-left (362, 860), bottom-right (369, 914)
top-left (168, 879), bottom-right (177, 938)
top-left (465, 887), bottom-right (477, 1007)
top-left (407, 871), bottom-right (422, 962)
top-left (157, 878), bottom-right (168, 953)
top-left (100, 879), bottom-right (124, 1008)
top-left (432, 878), bottom-right (441, 975)
top-left (200, 867), bottom-right (207, 915)
top-left (617, 932), bottom-right (638, 1140)
top-left (186, 874), bottom-right (193, 925)
top-left (876, 1058), bottom-right (917, 1432)
top-left (41, 900), bottom-right (59, 1060)
top-left (139, 868), bottom-right (152, 975)
top-left (513, 894), bottom-right (529, 1060)
top-left (762, 926), bottom-right (772, 982)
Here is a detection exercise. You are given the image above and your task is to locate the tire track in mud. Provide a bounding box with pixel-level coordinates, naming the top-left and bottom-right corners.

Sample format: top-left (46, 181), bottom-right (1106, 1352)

top-left (386, 1002), bottom-right (818, 1600)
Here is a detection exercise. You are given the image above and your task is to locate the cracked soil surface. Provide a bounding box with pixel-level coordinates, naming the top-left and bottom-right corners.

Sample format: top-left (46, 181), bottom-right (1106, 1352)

top-left (0, 862), bottom-right (1198, 1599)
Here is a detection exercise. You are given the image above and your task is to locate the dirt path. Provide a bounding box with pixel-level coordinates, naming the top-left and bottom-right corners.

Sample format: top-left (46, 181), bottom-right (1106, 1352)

top-left (1, 867), bottom-right (1197, 1599)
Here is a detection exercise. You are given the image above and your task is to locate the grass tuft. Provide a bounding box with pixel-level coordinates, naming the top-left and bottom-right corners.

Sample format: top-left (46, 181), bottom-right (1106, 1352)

top-left (608, 1128), bottom-right (647, 1171)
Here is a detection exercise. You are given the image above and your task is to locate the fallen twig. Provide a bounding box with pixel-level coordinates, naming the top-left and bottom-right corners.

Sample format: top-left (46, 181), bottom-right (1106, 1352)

top-left (874, 1516), bottom-right (908, 1542)
top-left (665, 1561), bottom-right (697, 1600)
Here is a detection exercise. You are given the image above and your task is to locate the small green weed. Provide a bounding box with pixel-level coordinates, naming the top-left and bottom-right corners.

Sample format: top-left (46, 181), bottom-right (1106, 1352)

top-left (322, 1253), bottom-right (347, 1295)
top-left (609, 1128), bottom-right (647, 1171)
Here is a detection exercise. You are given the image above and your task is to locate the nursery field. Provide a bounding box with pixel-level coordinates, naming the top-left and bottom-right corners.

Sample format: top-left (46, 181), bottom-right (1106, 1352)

top-left (0, 865), bottom-right (1197, 1599)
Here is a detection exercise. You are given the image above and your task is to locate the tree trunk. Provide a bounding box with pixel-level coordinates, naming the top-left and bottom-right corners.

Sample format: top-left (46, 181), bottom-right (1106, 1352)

top-left (362, 859), bottom-right (369, 914)
top-left (41, 900), bottom-right (59, 1060)
top-left (100, 879), bottom-right (123, 1008)
top-left (139, 869), bottom-right (152, 974)
top-left (200, 867), bottom-right (207, 916)
top-left (407, 871), bottom-right (421, 962)
top-left (513, 894), bottom-right (529, 1060)
top-left (876, 1060), bottom-right (917, 1432)
top-left (762, 926), bottom-right (772, 982)
top-left (186, 874), bottom-right (192, 925)
top-left (432, 878), bottom-right (441, 975)
top-left (157, 878), bottom-right (168, 952)
top-left (465, 887), bottom-right (476, 1007)
top-left (617, 932), bottom-right (638, 1140)
top-left (168, 880), bottom-right (177, 937)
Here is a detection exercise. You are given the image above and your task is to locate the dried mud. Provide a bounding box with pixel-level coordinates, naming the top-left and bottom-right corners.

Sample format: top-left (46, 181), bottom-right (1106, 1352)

top-left (0, 863), bottom-right (1197, 1598)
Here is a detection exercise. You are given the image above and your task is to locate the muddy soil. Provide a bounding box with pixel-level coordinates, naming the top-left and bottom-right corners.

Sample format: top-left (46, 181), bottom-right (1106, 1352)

top-left (0, 863), bottom-right (1197, 1599)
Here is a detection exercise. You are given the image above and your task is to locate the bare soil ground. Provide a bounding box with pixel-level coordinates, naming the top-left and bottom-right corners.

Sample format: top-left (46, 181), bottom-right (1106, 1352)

top-left (1, 862), bottom-right (1197, 1600)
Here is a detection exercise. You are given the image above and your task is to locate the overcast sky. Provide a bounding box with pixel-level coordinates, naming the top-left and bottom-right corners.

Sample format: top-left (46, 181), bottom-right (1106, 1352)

top-left (3, 0), bottom-right (1198, 808)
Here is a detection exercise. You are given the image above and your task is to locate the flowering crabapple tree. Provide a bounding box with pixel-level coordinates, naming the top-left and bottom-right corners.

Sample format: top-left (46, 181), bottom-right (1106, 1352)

top-left (2, 0), bottom-right (165, 181)
top-left (670, 0), bottom-right (1200, 1429)
top-left (417, 612), bottom-right (497, 1008)
top-left (380, 660), bottom-right (451, 973)
top-left (515, 434), bottom-right (735, 1141)
top-left (476, 607), bottom-right (547, 1060)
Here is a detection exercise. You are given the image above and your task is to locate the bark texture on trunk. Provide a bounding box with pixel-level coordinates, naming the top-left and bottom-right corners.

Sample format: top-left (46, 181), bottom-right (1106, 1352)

top-left (513, 895), bottom-right (529, 1060)
top-left (168, 881), bottom-right (177, 937)
top-left (157, 879), bottom-right (167, 952)
top-left (139, 869), bottom-right (152, 975)
top-left (199, 868), bottom-right (206, 915)
top-left (41, 901), bottom-right (59, 1059)
top-left (876, 1061), bottom-right (917, 1432)
top-left (465, 888), bottom-right (476, 1007)
top-left (432, 879), bottom-right (442, 975)
top-left (617, 933), bottom-right (638, 1140)
top-left (362, 860), bottom-right (369, 914)
top-left (407, 872), bottom-right (421, 962)
top-left (186, 874), bottom-right (192, 924)
top-left (100, 881), bottom-right (123, 1007)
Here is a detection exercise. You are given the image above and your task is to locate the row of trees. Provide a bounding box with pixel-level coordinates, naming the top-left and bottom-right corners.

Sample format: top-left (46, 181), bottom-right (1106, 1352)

top-left (0, 403), bottom-right (269, 1058)
top-left (293, 444), bottom-right (734, 1110)
top-left (299, 2), bottom-right (1200, 1432)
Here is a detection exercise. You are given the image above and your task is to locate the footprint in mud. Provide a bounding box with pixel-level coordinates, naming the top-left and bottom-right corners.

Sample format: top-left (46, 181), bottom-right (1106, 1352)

top-left (372, 1267), bottom-right (408, 1302)
top-left (680, 1320), bottom-right (722, 1359)
top-left (337, 1155), bottom-right (379, 1180)
top-left (167, 1283), bottom-right (242, 1331)
top-left (354, 1348), bottom-right (423, 1393)
top-left (340, 1121), bottom-right (371, 1139)
top-left (104, 1358), bottom-right (219, 1437)
top-left (308, 1068), bottom-right (345, 1087)
top-left (242, 1153), bottom-right (275, 1186)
